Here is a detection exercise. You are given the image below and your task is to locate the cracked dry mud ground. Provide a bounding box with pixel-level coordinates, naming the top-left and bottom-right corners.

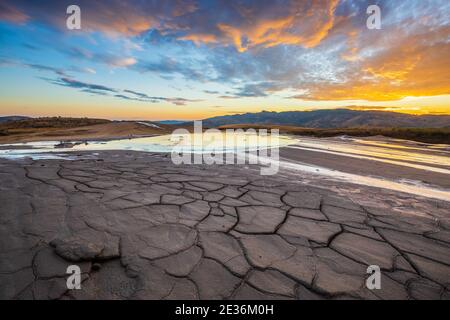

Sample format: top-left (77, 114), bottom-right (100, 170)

top-left (1, 151), bottom-right (449, 300)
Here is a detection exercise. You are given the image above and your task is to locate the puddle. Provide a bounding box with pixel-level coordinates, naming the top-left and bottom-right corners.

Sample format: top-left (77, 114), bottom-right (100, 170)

top-left (0, 132), bottom-right (295, 159)
top-left (1, 133), bottom-right (448, 201)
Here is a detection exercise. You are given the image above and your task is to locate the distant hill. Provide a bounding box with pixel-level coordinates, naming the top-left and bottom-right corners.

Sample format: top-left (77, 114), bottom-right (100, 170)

top-left (0, 117), bottom-right (110, 129)
top-left (0, 116), bottom-right (31, 123)
top-left (0, 118), bottom-right (175, 144)
top-left (202, 109), bottom-right (450, 128)
top-left (156, 120), bottom-right (190, 125)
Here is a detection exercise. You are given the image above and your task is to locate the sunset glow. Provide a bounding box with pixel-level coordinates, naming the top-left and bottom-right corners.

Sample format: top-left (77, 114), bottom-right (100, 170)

top-left (0, 0), bottom-right (449, 120)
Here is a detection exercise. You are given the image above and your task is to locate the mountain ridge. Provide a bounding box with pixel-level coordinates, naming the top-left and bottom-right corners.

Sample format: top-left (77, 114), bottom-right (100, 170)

top-left (0, 116), bottom-right (31, 123)
top-left (201, 109), bottom-right (450, 128)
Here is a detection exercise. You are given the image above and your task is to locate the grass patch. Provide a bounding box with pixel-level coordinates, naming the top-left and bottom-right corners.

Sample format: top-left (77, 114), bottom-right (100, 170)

top-left (217, 124), bottom-right (450, 144)
top-left (0, 117), bottom-right (110, 136)
top-left (0, 117), bottom-right (110, 130)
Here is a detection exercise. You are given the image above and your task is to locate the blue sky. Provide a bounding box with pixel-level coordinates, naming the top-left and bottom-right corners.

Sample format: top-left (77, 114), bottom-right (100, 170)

top-left (0, 0), bottom-right (449, 120)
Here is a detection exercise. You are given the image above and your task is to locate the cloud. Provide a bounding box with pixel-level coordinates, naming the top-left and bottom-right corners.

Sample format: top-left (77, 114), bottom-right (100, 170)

top-left (0, 0), bottom-right (197, 36)
top-left (45, 77), bottom-right (201, 105)
top-left (1, 0), bottom-right (449, 106)
top-left (1, 58), bottom-right (101, 78)
top-left (203, 90), bottom-right (220, 95)
top-left (297, 24), bottom-right (450, 101)
top-left (75, 67), bottom-right (96, 74)
top-left (0, 58), bottom-right (19, 67)
top-left (1, 0), bottom-right (340, 51)
top-left (101, 56), bottom-right (137, 68)
top-left (218, 95), bottom-right (240, 100)
top-left (179, 33), bottom-right (218, 45)
top-left (0, 2), bottom-right (28, 24)
top-left (123, 89), bottom-right (154, 99)
top-left (50, 77), bottom-right (118, 93)
top-left (210, 0), bottom-right (339, 52)
top-left (343, 105), bottom-right (402, 111)
top-left (0, 59), bottom-right (70, 76)
top-left (63, 47), bottom-right (137, 68)
top-left (26, 63), bottom-right (67, 76)
top-left (166, 97), bottom-right (202, 106)
top-left (133, 56), bottom-right (205, 81)
top-left (122, 89), bottom-right (202, 105)
top-left (222, 82), bottom-right (276, 98)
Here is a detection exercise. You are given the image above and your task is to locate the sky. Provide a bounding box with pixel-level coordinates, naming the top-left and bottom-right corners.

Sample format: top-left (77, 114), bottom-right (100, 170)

top-left (0, 0), bottom-right (449, 120)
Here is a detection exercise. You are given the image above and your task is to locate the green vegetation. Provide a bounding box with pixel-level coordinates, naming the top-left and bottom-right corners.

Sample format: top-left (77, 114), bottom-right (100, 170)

top-left (218, 124), bottom-right (450, 144)
top-left (0, 117), bottom-right (110, 130)
top-left (290, 127), bottom-right (450, 144)
top-left (0, 117), bottom-right (111, 137)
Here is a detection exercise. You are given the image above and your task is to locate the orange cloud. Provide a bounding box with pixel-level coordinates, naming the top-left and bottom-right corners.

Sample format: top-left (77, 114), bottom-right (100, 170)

top-left (196, 0), bottom-right (340, 51)
top-left (300, 0), bottom-right (339, 48)
top-left (82, 11), bottom-right (156, 37)
top-left (0, 3), bottom-right (28, 24)
top-left (1, 0), bottom-right (340, 49)
top-left (111, 57), bottom-right (137, 67)
top-left (341, 30), bottom-right (360, 62)
top-left (179, 33), bottom-right (218, 45)
top-left (300, 25), bottom-right (450, 101)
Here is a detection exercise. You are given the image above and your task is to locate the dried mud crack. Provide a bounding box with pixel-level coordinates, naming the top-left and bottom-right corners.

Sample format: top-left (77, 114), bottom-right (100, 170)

top-left (0, 151), bottom-right (449, 300)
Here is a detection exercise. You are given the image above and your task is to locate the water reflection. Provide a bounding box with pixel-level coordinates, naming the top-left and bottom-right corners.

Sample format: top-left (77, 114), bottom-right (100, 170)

top-left (1, 134), bottom-right (448, 201)
top-left (0, 132), bottom-right (295, 159)
top-left (288, 136), bottom-right (450, 173)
